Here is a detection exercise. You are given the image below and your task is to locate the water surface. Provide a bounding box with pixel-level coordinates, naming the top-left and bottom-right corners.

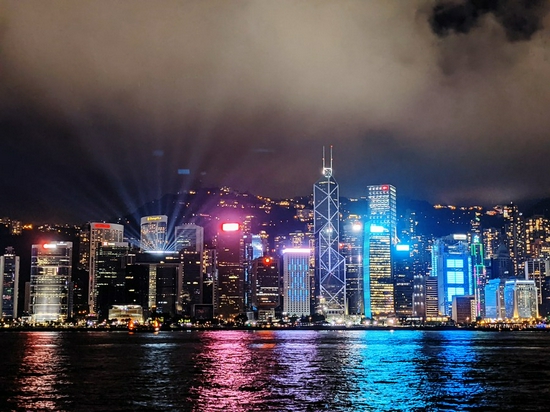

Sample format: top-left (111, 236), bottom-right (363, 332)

top-left (1, 330), bottom-right (549, 411)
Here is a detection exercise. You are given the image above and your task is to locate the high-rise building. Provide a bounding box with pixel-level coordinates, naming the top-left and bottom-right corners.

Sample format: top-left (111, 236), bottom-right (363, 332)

top-left (524, 258), bottom-right (550, 317)
top-left (364, 184), bottom-right (397, 318)
top-left (342, 220), bottom-right (364, 315)
top-left (484, 278), bottom-right (506, 319)
top-left (432, 234), bottom-right (473, 317)
top-left (503, 204), bottom-right (526, 276)
top-left (94, 242), bottom-right (128, 319)
top-left (180, 250), bottom-right (203, 317)
top-left (412, 275), bottom-right (438, 319)
top-left (313, 148), bottom-right (346, 317)
top-left (452, 295), bottom-right (475, 324)
top-left (0, 247), bottom-right (19, 319)
top-left (250, 256), bottom-right (280, 321)
top-left (483, 228), bottom-right (502, 260)
top-left (525, 216), bottom-right (550, 258)
top-left (393, 244), bottom-right (414, 318)
top-left (134, 251), bottom-right (182, 317)
top-left (470, 235), bottom-right (486, 319)
top-left (504, 279), bottom-right (538, 319)
top-left (215, 223), bottom-right (245, 319)
top-left (283, 248), bottom-right (311, 318)
top-left (140, 215), bottom-right (168, 252)
top-left (87, 222), bottom-right (124, 313)
top-left (174, 224), bottom-right (204, 254)
top-left (30, 242), bottom-right (73, 323)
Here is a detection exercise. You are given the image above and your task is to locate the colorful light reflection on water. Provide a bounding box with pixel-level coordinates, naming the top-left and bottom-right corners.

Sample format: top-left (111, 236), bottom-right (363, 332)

top-left (1, 330), bottom-right (550, 411)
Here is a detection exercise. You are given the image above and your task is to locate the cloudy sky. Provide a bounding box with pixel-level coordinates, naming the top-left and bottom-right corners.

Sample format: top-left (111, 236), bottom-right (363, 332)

top-left (1, 0), bottom-right (550, 222)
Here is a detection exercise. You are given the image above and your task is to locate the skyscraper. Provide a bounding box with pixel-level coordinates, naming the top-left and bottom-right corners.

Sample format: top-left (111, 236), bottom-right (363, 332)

top-left (503, 204), bottom-right (526, 276)
top-left (0, 247), bottom-right (19, 319)
top-left (30, 242), bottom-right (73, 323)
top-left (216, 222), bottom-right (245, 319)
top-left (524, 258), bottom-right (550, 317)
top-left (140, 215), bottom-right (168, 252)
top-left (470, 235), bottom-right (486, 318)
top-left (342, 220), bottom-right (364, 315)
top-left (432, 234), bottom-right (473, 316)
top-left (504, 279), bottom-right (538, 319)
top-left (364, 184), bottom-right (397, 318)
top-left (88, 222), bottom-right (124, 313)
top-left (393, 243), bottom-right (414, 318)
top-left (94, 242), bottom-right (128, 319)
top-left (313, 148), bottom-right (346, 317)
top-left (174, 224), bottom-right (204, 254)
top-left (283, 248), bottom-right (311, 318)
top-left (250, 256), bottom-right (280, 321)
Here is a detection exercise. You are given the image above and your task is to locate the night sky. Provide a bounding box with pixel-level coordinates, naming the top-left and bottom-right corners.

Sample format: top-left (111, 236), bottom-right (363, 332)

top-left (1, 0), bottom-right (550, 223)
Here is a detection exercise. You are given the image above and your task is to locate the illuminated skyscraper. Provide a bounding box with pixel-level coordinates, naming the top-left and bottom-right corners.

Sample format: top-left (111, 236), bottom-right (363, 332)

top-left (216, 223), bottom-right (245, 319)
top-left (393, 244), bottom-right (414, 318)
top-left (524, 258), bottom-right (550, 316)
top-left (313, 148), bottom-right (346, 317)
top-left (342, 220), bottom-right (364, 315)
top-left (0, 247), bottom-right (19, 319)
top-left (180, 250), bottom-right (203, 317)
top-left (94, 242), bottom-right (128, 319)
top-left (30, 242), bottom-right (73, 323)
top-left (484, 278), bottom-right (506, 319)
top-left (140, 215), bottom-right (168, 252)
top-left (87, 222), bottom-right (124, 313)
top-left (174, 224), bottom-right (204, 254)
top-left (283, 248), bottom-right (311, 317)
top-left (432, 234), bottom-right (473, 316)
top-left (504, 279), bottom-right (538, 319)
top-left (471, 235), bottom-right (486, 318)
top-left (525, 216), bottom-right (550, 258)
top-left (250, 256), bottom-right (280, 320)
top-left (364, 184), bottom-right (397, 318)
top-left (503, 204), bottom-right (526, 276)
top-left (482, 228), bottom-right (502, 260)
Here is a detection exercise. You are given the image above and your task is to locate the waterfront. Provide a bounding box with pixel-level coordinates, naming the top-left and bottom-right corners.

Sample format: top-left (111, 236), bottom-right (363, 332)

top-left (1, 330), bottom-right (549, 411)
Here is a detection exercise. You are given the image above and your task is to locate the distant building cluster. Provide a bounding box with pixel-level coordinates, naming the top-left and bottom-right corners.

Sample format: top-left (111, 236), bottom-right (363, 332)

top-left (1, 151), bottom-right (549, 327)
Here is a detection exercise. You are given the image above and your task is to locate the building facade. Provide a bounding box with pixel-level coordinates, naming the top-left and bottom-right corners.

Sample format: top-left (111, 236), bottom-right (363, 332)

top-left (174, 224), bottom-right (204, 254)
top-left (283, 248), bottom-right (311, 317)
top-left (504, 279), bottom-right (538, 319)
top-left (215, 223), bottom-right (245, 319)
top-left (432, 234), bottom-right (473, 317)
top-left (30, 242), bottom-right (73, 323)
top-left (364, 184), bottom-right (397, 318)
top-left (140, 215), bottom-right (168, 252)
top-left (313, 149), bottom-right (346, 317)
top-left (0, 247), bottom-right (19, 319)
top-left (88, 222), bottom-right (124, 314)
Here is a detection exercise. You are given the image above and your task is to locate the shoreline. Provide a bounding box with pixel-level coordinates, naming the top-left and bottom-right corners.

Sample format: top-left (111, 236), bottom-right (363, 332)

top-left (0, 325), bottom-right (548, 333)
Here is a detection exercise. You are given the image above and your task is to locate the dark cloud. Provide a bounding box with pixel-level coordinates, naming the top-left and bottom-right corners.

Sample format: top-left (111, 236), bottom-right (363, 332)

top-left (430, 0), bottom-right (549, 42)
top-left (0, 0), bottom-right (550, 222)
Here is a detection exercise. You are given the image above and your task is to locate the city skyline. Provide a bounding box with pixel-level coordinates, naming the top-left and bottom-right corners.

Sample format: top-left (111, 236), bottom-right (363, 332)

top-left (2, 1), bottom-right (550, 223)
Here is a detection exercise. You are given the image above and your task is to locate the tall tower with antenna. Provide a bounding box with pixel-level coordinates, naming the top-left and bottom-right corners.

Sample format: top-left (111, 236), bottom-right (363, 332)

top-left (313, 146), bottom-right (347, 317)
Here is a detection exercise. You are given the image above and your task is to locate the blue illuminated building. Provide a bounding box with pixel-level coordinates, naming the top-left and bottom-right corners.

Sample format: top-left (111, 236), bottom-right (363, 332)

top-left (432, 234), bottom-right (473, 316)
top-left (283, 248), bottom-right (311, 317)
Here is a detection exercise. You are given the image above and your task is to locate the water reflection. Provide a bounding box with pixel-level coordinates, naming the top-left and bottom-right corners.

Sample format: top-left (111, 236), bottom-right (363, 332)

top-left (190, 331), bottom-right (264, 411)
top-left (2, 330), bottom-right (550, 411)
top-left (11, 332), bottom-right (70, 411)
top-left (414, 331), bottom-right (484, 411)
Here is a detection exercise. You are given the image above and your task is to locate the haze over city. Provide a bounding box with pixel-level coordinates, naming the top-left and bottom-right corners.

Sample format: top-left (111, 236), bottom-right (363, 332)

top-left (1, 0), bottom-right (550, 223)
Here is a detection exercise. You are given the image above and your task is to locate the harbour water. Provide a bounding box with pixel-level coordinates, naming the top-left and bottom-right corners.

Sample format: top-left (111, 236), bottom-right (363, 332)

top-left (1, 329), bottom-right (549, 411)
